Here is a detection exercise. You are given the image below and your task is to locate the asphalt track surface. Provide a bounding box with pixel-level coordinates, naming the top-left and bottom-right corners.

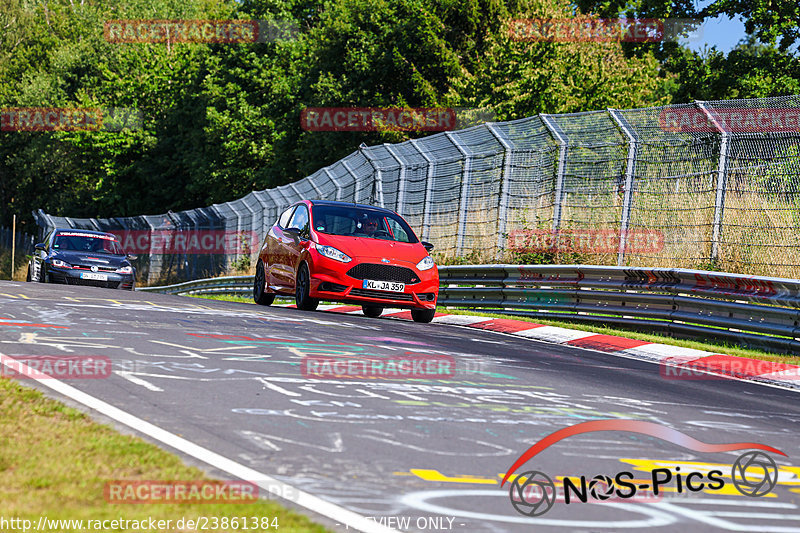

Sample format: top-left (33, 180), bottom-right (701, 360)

top-left (1, 280), bottom-right (800, 532)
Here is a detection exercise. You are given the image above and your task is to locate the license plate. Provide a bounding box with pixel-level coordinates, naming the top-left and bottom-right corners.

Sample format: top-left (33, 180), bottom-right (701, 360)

top-left (362, 279), bottom-right (405, 292)
top-left (80, 272), bottom-right (108, 281)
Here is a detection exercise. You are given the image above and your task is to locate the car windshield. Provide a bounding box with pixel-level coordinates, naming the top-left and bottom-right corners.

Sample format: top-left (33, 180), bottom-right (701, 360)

top-left (311, 205), bottom-right (419, 243)
top-left (53, 232), bottom-right (124, 255)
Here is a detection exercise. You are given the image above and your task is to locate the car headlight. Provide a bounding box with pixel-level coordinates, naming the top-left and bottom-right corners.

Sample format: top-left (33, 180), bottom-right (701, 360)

top-left (416, 256), bottom-right (435, 271)
top-left (52, 259), bottom-right (72, 269)
top-left (115, 265), bottom-right (133, 274)
top-left (317, 245), bottom-right (352, 263)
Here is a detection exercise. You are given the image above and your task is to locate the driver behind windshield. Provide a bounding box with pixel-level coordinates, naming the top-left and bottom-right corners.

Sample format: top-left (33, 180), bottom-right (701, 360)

top-left (362, 217), bottom-right (379, 236)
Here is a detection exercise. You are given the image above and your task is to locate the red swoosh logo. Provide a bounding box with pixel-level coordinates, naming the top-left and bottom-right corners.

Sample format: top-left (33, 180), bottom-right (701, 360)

top-left (501, 419), bottom-right (786, 486)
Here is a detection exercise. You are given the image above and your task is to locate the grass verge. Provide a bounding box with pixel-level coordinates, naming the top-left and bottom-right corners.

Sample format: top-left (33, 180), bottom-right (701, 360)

top-left (0, 378), bottom-right (330, 532)
top-left (189, 293), bottom-right (800, 366)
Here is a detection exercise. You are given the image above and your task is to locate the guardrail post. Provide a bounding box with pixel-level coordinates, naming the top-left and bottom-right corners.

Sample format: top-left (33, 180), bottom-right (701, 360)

top-left (697, 101), bottom-right (729, 261)
top-left (446, 132), bottom-right (472, 257)
top-left (384, 144), bottom-right (406, 215)
top-left (486, 123), bottom-right (513, 258)
top-left (410, 139), bottom-right (435, 242)
top-left (608, 109), bottom-right (639, 266)
top-left (540, 114), bottom-right (567, 232)
top-left (324, 168), bottom-right (344, 201)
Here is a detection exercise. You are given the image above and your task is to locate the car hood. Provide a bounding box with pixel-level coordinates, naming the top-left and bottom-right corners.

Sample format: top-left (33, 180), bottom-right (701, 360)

top-left (316, 234), bottom-right (428, 265)
top-left (52, 250), bottom-right (129, 268)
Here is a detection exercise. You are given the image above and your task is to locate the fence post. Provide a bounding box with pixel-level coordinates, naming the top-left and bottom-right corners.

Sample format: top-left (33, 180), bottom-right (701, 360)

top-left (360, 146), bottom-right (384, 207)
top-left (410, 139), bottom-right (434, 242)
top-left (384, 144), bottom-right (406, 215)
top-left (540, 114), bottom-right (567, 232)
top-left (305, 176), bottom-right (324, 200)
top-left (446, 131), bottom-right (472, 257)
top-left (11, 215), bottom-right (16, 280)
top-left (342, 158), bottom-right (361, 204)
top-left (324, 168), bottom-right (344, 201)
top-left (697, 101), bottom-right (729, 261)
top-left (608, 108), bottom-right (638, 266)
top-left (486, 123), bottom-right (513, 258)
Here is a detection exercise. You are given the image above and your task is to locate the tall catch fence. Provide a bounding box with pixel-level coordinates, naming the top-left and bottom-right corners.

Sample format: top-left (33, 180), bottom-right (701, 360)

top-left (34, 95), bottom-right (800, 283)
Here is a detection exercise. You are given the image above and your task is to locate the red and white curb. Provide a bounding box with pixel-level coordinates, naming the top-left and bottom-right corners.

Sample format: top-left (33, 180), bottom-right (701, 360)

top-left (282, 303), bottom-right (800, 391)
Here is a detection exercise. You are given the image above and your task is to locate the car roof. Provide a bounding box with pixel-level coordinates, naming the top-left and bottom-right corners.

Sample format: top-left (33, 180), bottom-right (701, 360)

top-left (308, 199), bottom-right (395, 214)
top-left (53, 228), bottom-right (119, 239)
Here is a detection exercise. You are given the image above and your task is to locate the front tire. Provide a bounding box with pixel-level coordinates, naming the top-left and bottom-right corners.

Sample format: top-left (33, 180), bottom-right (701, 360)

top-left (411, 308), bottom-right (436, 323)
top-left (254, 260), bottom-right (275, 306)
top-left (295, 263), bottom-right (319, 311)
top-left (362, 305), bottom-right (383, 318)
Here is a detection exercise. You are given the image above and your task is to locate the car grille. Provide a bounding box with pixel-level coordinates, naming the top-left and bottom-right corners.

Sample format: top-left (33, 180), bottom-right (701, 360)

top-left (74, 265), bottom-right (117, 272)
top-left (63, 277), bottom-right (123, 289)
top-left (349, 288), bottom-right (415, 301)
top-left (347, 263), bottom-right (418, 284)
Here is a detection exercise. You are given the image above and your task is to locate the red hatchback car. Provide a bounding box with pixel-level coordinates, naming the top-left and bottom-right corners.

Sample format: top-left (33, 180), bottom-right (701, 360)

top-left (253, 200), bottom-right (439, 322)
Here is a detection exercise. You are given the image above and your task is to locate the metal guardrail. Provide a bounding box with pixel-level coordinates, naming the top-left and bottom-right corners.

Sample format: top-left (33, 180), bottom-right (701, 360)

top-left (139, 266), bottom-right (800, 354)
top-left (137, 275), bottom-right (255, 296)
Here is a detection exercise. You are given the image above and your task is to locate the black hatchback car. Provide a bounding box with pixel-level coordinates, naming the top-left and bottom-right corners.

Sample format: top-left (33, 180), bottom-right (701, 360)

top-left (27, 229), bottom-right (136, 290)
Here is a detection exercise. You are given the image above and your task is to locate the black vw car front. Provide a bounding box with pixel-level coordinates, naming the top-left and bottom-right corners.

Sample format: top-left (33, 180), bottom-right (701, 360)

top-left (27, 229), bottom-right (136, 290)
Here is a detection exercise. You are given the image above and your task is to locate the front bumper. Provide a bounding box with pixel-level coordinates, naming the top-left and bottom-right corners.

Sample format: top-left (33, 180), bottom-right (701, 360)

top-left (48, 267), bottom-right (135, 290)
top-left (309, 257), bottom-right (438, 310)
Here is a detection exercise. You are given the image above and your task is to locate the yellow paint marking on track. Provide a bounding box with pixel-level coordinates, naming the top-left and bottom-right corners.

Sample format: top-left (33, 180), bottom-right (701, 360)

top-left (408, 469), bottom-right (498, 484)
top-left (16, 293), bottom-right (30, 299)
top-left (0, 293), bottom-right (18, 299)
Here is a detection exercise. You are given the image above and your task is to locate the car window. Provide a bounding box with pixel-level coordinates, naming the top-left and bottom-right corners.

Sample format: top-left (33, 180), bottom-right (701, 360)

top-left (278, 206), bottom-right (295, 228)
top-left (287, 205), bottom-right (310, 237)
top-left (311, 205), bottom-right (419, 243)
top-left (386, 218), bottom-right (411, 243)
top-left (53, 232), bottom-right (124, 254)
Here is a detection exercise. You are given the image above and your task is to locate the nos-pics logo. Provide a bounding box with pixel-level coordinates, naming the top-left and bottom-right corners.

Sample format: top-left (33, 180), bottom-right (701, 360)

top-left (502, 420), bottom-right (785, 517)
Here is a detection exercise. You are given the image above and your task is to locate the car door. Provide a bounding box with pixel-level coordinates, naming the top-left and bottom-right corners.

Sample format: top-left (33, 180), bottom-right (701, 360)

top-left (266, 206), bottom-right (297, 291)
top-left (281, 204), bottom-right (310, 291)
top-left (31, 230), bottom-right (53, 281)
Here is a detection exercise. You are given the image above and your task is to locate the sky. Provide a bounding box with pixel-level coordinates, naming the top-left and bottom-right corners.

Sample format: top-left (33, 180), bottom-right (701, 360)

top-left (684, 14), bottom-right (748, 53)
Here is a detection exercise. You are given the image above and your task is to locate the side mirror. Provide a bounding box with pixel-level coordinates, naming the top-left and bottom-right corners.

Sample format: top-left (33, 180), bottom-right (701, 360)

top-left (34, 243), bottom-right (45, 252)
top-left (126, 254), bottom-right (138, 261)
top-left (421, 241), bottom-right (434, 253)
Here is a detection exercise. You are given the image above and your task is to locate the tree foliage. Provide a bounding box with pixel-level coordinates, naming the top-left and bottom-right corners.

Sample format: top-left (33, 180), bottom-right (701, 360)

top-left (0, 0), bottom-right (792, 234)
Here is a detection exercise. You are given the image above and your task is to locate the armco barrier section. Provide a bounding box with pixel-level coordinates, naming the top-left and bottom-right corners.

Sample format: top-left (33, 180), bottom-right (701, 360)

top-left (36, 94), bottom-right (800, 282)
top-left (138, 265), bottom-right (800, 354)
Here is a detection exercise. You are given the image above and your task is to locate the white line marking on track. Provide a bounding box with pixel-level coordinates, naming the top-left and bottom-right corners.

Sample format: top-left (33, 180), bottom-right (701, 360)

top-left (257, 377), bottom-right (302, 397)
top-left (116, 371), bottom-right (164, 392)
top-left (0, 353), bottom-right (398, 533)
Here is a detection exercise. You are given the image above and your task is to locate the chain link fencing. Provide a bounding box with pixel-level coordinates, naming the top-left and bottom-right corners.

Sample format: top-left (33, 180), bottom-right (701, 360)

top-left (34, 95), bottom-right (800, 284)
